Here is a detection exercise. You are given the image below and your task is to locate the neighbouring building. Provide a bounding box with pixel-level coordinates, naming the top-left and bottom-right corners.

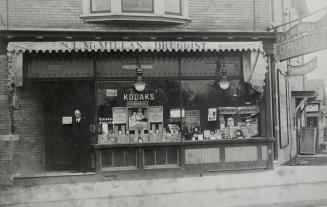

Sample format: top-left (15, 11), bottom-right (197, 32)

top-left (0, 0), bottom-right (307, 185)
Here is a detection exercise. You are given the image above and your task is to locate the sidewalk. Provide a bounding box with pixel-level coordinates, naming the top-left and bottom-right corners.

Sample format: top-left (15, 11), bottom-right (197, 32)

top-left (1, 166), bottom-right (327, 207)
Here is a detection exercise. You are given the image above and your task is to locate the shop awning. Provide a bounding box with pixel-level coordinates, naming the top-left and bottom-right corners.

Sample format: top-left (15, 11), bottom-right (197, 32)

top-left (291, 91), bottom-right (319, 114)
top-left (7, 41), bottom-right (267, 90)
top-left (7, 41), bottom-right (264, 53)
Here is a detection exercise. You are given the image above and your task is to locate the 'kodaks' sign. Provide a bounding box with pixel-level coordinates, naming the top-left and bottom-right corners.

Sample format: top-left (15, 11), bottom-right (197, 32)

top-left (123, 93), bottom-right (155, 101)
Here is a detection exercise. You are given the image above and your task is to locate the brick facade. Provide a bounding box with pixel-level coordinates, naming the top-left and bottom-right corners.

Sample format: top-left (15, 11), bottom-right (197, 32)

top-left (0, 0), bottom-right (306, 183)
top-left (0, 54), bottom-right (45, 184)
top-left (0, 0), bottom-right (270, 31)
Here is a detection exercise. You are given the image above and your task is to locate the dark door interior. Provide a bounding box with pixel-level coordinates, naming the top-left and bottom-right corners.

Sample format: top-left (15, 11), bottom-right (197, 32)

top-left (41, 80), bottom-right (95, 170)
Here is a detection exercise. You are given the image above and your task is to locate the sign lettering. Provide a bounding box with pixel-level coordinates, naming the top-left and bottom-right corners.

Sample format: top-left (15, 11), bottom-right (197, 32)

top-left (122, 64), bottom-right (153, 70)
top-left (274, 14), bottom-right (327, 61)
top-left (274, 27), bottom-right (327, 61)
top-left (287, 57), bottom-right (317, 76)
top-left (123, 93), bottom-right (155, 101)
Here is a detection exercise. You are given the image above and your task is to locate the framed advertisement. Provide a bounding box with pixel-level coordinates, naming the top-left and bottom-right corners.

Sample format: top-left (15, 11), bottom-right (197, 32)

top-left (277, 70), bottom-right (290, 148)
top-left (112, 107), bottom-right (128, 124)
top-left (148, 106), bottom-right (163, 123)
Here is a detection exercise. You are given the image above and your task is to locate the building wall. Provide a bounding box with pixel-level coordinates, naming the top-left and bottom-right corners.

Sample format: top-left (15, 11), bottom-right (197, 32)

top-left (0, 0), bottom-right (302, 181)
top-left (0, 0), bottom-right (270, 31)
top-left (0, 53), bottom-right (45, 184)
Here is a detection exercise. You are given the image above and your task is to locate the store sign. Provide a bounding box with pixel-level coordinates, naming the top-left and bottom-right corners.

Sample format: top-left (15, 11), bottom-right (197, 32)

top-left (126, 101), bottom-right (148, 108)
top-left (122, 64), bottom-right (153, 70)
top-left (123, 93), bottom-right (155, 101)
top-left (277, 22), bottom-right (316, 42)
top-left (274, 14), bottom-right (327, 61)
top-left (8, 41), bottom-right (263, 53)
top-left (62, 116), bottom-right (72, 125)
top-left (106, 89), bottom-right (118, 97)
top-left (288, 57), bottom-right (317, 76)
top-left (275, 27), bottom-right (327, 61)
top-left (306, 103), bottom-right (319, 112)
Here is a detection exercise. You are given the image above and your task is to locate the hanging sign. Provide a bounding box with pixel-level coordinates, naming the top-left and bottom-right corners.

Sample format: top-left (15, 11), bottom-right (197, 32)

top-left (287, 57), bottom-right (317, 76)
top-left (274, 14), bottom-right (327, 61)
top-left (306, 103), bottom-right (319, 112)
top-left (277, 22), bottom-right (317, 42)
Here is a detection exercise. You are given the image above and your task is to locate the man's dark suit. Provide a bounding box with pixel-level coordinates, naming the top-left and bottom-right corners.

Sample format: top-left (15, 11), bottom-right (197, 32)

top-left (71, 117), bottom-right (90, 172)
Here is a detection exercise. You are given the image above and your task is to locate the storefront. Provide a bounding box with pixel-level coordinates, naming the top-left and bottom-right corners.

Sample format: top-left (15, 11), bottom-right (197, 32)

top-left (7, 41), bottom-right (274, 174)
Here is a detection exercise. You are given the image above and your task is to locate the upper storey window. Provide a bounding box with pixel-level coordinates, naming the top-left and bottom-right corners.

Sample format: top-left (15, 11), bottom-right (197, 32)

top-left (122, 0), bottom-right (153, 13)
top-left (91, 0), bottom-right (111, 13)
top-left (165, 0), bottom-right (181, 15)
top-left (81, 0), bottom-right (189, 24)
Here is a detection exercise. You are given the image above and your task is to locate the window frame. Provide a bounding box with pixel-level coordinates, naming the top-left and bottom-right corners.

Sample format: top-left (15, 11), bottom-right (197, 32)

top-left (165, 0), bottom-right (182, 16)
top-left (121, 0), bottom-right (154, 14)
top-left (81, 0), bottom-right (189, 24)
top-left (90, 0), bottom-right (111, 14)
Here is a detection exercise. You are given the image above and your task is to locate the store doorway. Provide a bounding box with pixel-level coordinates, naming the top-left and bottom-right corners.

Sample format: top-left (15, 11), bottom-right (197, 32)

top-left (306, 116), bottom-right (319, 154)
top-left (41, 81), bottom-right (95, 171)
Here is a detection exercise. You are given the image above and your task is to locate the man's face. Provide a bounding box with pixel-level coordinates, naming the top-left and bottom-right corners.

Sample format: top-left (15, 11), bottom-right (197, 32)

top-left (74, 110), bottom-right (81, 119)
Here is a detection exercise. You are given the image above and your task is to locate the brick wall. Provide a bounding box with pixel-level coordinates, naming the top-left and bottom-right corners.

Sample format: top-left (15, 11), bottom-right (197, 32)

top-left (0, 55), bottom-right (10, 134)
top-left (0, 53), bottom-right (45, 184)
top-left (1, 0), bottom-right (270, 31)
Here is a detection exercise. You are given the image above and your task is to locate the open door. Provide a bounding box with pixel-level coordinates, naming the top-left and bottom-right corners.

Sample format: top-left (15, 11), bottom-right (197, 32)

top-left (42, 81), bottom-right (95, 170)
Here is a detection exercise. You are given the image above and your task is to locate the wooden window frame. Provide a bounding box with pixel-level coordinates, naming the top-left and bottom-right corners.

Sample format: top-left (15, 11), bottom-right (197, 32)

top-left (121, 0), bottom-right (154, 13)
top-left (90, 0), bottom-right (111, 13)
top-left (165, 0), bottom-right (182, 16)
top-left (143, 147), bottom-right (180, 168)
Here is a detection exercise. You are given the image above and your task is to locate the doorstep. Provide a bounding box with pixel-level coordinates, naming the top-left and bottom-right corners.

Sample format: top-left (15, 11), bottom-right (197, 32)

top-left (297, 154), bottom-right (327, 158)
top-left (14, 171), bottom-right (96, 178)
top-left (13, 171), bottom-right (98, 187)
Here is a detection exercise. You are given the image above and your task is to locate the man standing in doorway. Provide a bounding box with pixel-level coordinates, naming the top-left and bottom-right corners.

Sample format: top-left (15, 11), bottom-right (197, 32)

top-left (72, 109), bottom-right (90, 173)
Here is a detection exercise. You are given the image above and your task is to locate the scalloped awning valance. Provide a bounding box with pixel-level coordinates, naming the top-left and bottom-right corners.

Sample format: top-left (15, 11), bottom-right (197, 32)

top-left (7, 41), bottom-right (267, 93)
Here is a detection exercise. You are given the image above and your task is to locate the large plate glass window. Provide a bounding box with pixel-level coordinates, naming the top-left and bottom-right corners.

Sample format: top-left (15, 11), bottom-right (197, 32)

top-left (122, 0), bottom-right (154, 13)
top-left (165, 0), bottom-right (182, 15)
top-left (90, 0), bottom-right (111, 13)
top-left (96, 80), bottom-right (181, 144)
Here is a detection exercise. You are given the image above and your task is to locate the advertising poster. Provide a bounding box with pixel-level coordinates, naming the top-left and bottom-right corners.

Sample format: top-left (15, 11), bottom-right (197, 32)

top-left (129, 108), bottom-right (148, 130)
top-left (148, 106), bottom-right (163, 123)
top-left (208, 108), bottom-right (217, 121)
top-left (112, 107), bottom-right (128, 124)
top-left (184, 110), bottom-right (201, 129)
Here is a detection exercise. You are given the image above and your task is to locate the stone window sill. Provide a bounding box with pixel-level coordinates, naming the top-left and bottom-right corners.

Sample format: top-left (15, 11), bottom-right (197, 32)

top-left (80, 13), bottom-right (190, 24)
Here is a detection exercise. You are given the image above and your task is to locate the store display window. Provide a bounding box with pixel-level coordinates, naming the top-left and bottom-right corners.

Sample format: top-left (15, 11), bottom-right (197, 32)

top-left (96, 52), bottom-right (261, 145)
top-left (97, 80), bottom-right (182, 144)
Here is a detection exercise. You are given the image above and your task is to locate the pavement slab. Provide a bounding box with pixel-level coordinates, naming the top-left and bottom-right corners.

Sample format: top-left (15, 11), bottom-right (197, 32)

top-left (1, 166), bottom-right (327, 207)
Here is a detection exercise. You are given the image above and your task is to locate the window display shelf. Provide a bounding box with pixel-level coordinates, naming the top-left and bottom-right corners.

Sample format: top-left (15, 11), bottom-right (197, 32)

top-left (93, 137), bottom-right (275, 148)
top-left (93, 137), bottom-right (275, 173)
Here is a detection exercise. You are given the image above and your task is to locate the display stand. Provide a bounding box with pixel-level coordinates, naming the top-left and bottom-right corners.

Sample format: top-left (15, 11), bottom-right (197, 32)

top-left (148, 106), bottom-right (164, 142)
top-left (99, 106), bottom-right (164, 144)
